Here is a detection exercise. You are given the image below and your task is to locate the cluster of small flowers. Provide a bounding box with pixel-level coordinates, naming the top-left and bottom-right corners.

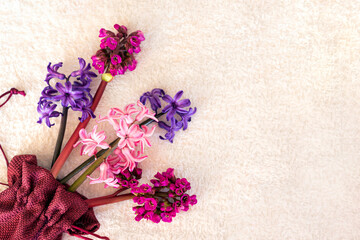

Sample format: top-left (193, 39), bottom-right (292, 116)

top-left (116, 165), bottom-right (142, 189)
top-left (131, 168), bottom-right (197, 223)
top-left (74, 101), bottom-right (158, 188)
top-left (37, 58), bottom-right (97, 127)
top-left (91, 24), bottom-right (145, 76)
top-left (140, 89), bottom-right (197, 143)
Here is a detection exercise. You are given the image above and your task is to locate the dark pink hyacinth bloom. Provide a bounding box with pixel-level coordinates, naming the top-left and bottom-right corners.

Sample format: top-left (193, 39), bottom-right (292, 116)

top-left (131, 168), bottom-right (197, 223)
top-left (91, 24), bottom-right (145, 76)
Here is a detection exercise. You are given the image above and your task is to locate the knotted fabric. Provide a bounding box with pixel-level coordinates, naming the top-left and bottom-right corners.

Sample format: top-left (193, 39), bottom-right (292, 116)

top-left (0, 88), bottom-right (26, 108)
top-left (0, 155), bottom-right (100, 240)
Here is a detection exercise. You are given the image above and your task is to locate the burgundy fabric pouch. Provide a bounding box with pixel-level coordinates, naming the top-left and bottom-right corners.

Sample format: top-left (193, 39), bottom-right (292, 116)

top-left (0, 155), bottom-right (100, 240)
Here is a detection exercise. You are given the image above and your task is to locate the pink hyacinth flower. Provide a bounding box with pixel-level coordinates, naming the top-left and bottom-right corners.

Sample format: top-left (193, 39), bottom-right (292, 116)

top-left (137, 125), bottom-right (156, 154)
top-left (136, 30), bottom-right (145, 41)
top-left (116, 119), bottom-right (144, 150)
top-left (73, 125), bottom-right (110, 157)
top-left (114, 147), bottom-right (147, 172)
top-left (98, 104), bottom-right (139, 129)
top-left (135, 100), bottom-right (158, 122)
top-left (87, 161), bottom-right (119, 188)
top-left (91, 57), bottom-right (105, 74)
top-left (128, 59), bottom-right (137, 71)
top-left (106, 37), bottom-right (118, 50)
top-left (99, 28), bottom-right (107, 38)
top-left (105, 153), bottom-right (126, 175)
top-left (111, 54), bottom-right (122, 65)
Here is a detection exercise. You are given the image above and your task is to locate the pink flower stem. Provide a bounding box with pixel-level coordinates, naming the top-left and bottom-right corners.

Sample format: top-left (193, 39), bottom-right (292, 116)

top-left (83, 187), bottom-right (127, 203)
top-left (86, 193), bottom-right (134, 208)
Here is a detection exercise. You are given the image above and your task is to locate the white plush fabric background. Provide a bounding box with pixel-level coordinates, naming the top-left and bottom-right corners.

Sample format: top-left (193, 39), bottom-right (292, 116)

top-left (1, 0), bottom-right (360, 239)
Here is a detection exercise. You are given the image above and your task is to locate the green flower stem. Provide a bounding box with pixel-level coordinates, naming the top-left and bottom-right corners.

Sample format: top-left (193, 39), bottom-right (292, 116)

top-left (51, 107), bottom-right (69, 167)
top-left (60, 112), bottom-right (165, 184)
top-left (139, 112), bottom-right (165, 128)
top-left (59, 138), bottom-right (118, 184)
top-left (67, 138), bottom-right (120, 192)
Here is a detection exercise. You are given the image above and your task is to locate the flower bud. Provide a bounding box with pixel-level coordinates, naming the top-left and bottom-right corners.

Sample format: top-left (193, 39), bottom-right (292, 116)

top-left (101, 73), bottom-right (113, 82)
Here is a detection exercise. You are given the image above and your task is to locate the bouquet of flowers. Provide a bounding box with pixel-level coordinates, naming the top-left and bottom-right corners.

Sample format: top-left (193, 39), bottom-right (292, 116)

top-left (0, 24), bottom-right (197, 240)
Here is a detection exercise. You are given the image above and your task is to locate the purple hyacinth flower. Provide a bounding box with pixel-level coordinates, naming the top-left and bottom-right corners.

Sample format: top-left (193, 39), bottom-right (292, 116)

top-left (179, 107), bottom-right (197, 130)
top-left (70, 58), bottom-right (97, 81)
top-left (162, 90), bottom-right (191, 121)
top-left (53, 81), bottom-right (84, 107)
top-left (39, 85), bottom-right (58, 101)
top-left (140, 88), bottom-right (165, 112)
top-left (72, 96), bottom-right (95, 122)
top-left (159, 118), bottom-right (183, 143)
top-left (37, 100), bottom-right (61, 128)
top-left (44, 62), bottom-right (66, 85)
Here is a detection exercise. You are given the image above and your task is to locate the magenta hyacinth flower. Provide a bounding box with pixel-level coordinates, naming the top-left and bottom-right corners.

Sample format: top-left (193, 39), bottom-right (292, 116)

top-left (144, 198), bottom-right (157, 211)
top-left (131, 168), bottom-right (197, 223)
top-left (91, 24), bottom-right (145, 77)
top-left (106, 37), bottom-right (118, 50)
top-left (110, 54), bottom-right (122, 65)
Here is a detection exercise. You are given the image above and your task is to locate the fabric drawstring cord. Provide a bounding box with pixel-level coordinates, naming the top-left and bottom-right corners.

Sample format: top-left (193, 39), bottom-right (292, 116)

top-left (70, 225), bottom-right (109, 240)
top-left (0, 88), bottom-right (26, 108)
top-left (0, 145), bottom-right (8, 186)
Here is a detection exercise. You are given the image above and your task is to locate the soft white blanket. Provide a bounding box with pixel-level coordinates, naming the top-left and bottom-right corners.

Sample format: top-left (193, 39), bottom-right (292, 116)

top-left (1, 1), bottom-right (360, 239)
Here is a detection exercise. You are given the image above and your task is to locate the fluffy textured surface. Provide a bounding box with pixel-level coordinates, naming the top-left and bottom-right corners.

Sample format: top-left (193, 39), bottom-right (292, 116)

top-left (0, 1), bottom-right (360, 239)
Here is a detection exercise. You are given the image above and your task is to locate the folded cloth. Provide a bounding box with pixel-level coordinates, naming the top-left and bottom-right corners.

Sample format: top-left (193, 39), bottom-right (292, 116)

top-left (0, 155), bottom-right (100, 240)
